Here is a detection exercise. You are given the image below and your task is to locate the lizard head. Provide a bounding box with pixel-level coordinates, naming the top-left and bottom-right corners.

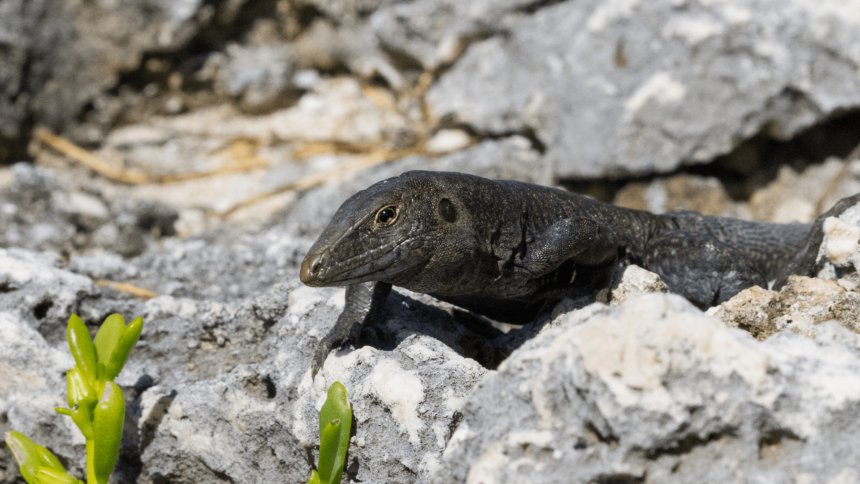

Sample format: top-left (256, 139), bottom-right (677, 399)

top-left (300, 171), bottom-right (476, 289)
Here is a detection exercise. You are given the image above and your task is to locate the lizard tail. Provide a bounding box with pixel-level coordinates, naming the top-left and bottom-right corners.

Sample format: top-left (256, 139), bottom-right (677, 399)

top-left (774, 192), bottom-right (860, 290)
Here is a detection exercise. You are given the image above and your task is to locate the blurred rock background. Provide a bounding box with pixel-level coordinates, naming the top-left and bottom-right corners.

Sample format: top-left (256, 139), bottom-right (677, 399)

top-left (3, 0), bottom-right (860, 483)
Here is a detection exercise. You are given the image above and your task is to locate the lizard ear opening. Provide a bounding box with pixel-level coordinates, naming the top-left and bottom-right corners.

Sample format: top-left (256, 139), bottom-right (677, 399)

top-left (439, 198), bottom-right (457, 223)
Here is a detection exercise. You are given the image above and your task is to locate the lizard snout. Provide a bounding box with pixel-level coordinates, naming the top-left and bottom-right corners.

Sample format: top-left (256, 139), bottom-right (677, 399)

top-left (300, 250), bottom-right (327, 286)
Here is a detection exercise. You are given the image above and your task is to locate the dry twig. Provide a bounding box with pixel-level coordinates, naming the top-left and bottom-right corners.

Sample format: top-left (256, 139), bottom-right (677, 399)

top-left (95, 280), bottom-right (158, 300)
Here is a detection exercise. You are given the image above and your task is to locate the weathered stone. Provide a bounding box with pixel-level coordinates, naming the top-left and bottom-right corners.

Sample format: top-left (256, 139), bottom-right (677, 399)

top-left (427, 0), bottom-right (860, 179)
top-left (609, 264), bottom-right (670, 307)
top-left (749, 158), bottom-right (860, 223)
top-left (0, 0), bottom-right (203, 150)
top-left (709, 275), bottom-right (860, 340)
top-left (0, 311), bottom-right (81, 481)
top-left (614, 174), bottom-right (750, 219)
top-left (435, 293), bottom-right (860, 483)
top-left (0, 247), bottom-right (97, 343)
top-left (0, 163), bottom-right (178, 257)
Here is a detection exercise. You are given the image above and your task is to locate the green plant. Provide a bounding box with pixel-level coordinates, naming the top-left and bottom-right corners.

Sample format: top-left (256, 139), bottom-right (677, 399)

top-left (307, 382), bottom-right (352, 484)
top-left (4, 314), bottom-right (143, 484)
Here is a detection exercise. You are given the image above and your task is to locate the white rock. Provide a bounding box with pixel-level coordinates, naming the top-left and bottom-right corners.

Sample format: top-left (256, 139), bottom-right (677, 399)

top-left (426, 129), bottom-right (472, 154)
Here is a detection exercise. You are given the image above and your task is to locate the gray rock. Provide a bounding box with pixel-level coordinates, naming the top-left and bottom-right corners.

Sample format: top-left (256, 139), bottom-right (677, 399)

top-left (139, 284), bottom-right (490, 484)
top-left (366, 0), bottom-right (536, 70)
top-left (0, 163), bottom-right (178, 257)
top-left (818, 204), bottom-right (860, 278)
top-left (608, 264), bottom-right (669, 306)
top-left (207, 42), bottom-right (300, 112)
top-left (435, 293), bottom-right (860, 483)
top-left (122, 227), bottom-right (311, 302)
top-left (427, 0), bottom-right (860, 179)
top-left (0, 247), bottom-right (97, 344)
top-left (0, 311), bottom-right (82, 482)
top-left (0, 0), bottom-right (203, 150)
top-left (67, 253), bottom-right (140, 281)
top-left (0, 245), bottom-right (501, 483)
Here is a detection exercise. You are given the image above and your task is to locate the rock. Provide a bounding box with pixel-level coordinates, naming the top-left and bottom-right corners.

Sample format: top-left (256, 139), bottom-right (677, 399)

top-left (0, 0), bottom-right (203, 153)
top-left (207, 43), bottom-right (300, 113)
top-left (807, 196), bottom-right (860, 283)
top-left (0, 163), bottom-right (178, 257)
top-left (0, 244), bottom-right (502, 484)
top-left (0, 311), bottom-right (81, 482)
top-left (435, 293), bottom-right (860, 483)
top-left (0, 248), bottom-right (97, 343)
top-left (819, 204), bottom-right (860, 277)
top-left (120, 229), bottom-right (311, 302)
top-left (137, 282), bottom-right (495, 484)
top-left (426, 0), bottom-right (860, 179)
top-left (748, 157), bottom-right (860, 223)
top-left (67, 254), bottom-right (140, 281)
top-left (608, 264), bottom-right (670, 306)
top-left (425, 129), bottom-right (473, 154)
top-left (613, 174), bottom-right (751, 220)
top-left (822, 217), bottom-right (860, 267)
top-left (364, 0), bottom-right (535, 70)
top-left (708, 275), bottom-right (860, 340)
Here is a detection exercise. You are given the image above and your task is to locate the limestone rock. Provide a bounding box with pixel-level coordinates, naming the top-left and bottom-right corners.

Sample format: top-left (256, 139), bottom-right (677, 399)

top-left (0, 247), bottom-right (97, 343)
top-left (0, 163), bottom-right (178, 257)
top-left (0, 0), bottom-right (203, 150)
top-left (709, 275), bottom-right (860, 339)
top-left (609, 264), bottom-right (670, 307)
top-left (427, 0), bottom-right (860, 179)
top-left (0, 311), bottom-right (81, 481)
top-left (434, 293), bottom-right (860, 483)
top-left (136, 283), bottom-right (494, 484)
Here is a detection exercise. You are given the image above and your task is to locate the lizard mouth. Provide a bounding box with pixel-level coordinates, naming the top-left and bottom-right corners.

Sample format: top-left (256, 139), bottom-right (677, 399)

top-left (300, 245), bottom-right (413, 287)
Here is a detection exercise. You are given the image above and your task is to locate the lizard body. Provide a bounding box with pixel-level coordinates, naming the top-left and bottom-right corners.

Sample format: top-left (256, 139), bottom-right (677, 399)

top-left (300, 171), bottom-right (859, 376)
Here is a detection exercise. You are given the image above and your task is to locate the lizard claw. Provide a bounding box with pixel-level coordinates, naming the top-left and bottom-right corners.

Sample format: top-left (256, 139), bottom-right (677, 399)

top-left (310, 360), bottom-right (320, 381)
top-left (310, 336), bottom-right (335, 381)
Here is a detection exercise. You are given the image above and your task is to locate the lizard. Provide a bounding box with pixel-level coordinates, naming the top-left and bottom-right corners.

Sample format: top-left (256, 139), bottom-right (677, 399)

top-left (300, 170), bottom-right (860, 377)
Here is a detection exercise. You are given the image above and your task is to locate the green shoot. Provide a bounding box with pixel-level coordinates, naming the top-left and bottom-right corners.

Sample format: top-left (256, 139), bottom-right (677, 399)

top-left (5, 314), bottom-right (143, 484)
top-left (307, 382), bottom-right (352, 484)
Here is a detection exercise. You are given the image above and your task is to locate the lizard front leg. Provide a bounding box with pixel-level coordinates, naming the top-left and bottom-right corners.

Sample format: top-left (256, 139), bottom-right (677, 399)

top-left (311, 281), bottom-right (392, 379)
top-left (519, 217), bottom-right (619, 277)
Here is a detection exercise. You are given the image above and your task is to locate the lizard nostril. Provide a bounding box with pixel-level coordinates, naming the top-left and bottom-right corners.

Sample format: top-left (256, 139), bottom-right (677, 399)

top-left (300, 251), bottom-right (327, 285)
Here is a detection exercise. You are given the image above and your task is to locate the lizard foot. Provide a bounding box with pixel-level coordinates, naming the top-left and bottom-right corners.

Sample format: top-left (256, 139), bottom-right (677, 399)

top-left (310, 320), bottom-right (362, 380)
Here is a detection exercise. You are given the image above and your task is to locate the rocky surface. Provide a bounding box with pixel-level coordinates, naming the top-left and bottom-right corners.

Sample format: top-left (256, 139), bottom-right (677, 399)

top-left (709, 200), bottom-right (860, 341)
top-left (6, 0), bottom-right (860, 178)
top-left (2, 176), bottom-right (859, 483)
top-left (428, 0), bottom-right (860, 178)
top-left (4, 0), bottom-right (860, 483)
top-left (435, 294), bottom-right (860, 484)
top-left (0, 0), bottom-right (204, 157)
top-left (0, 245), bottom-right (502, 483)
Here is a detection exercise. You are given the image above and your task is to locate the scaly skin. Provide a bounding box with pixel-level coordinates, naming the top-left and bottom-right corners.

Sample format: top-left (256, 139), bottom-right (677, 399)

top-left (300, 170), bottom-right (860, 377)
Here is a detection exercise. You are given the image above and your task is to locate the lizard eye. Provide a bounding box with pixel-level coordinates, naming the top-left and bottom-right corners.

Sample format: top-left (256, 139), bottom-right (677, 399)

top-left (375, 205), bottom-right (399, 225)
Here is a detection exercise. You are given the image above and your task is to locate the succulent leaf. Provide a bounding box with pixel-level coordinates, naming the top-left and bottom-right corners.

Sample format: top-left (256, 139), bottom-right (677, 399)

top-left (317, 382), bottom-right (352, 484)
top-left (66, 315), bottom-right (97, 383)
top-left (306, 469), bottom-right (321, 484)
top-left (4, 432), bottom-right (72, 484)
top-left (106, 316), bottom-right (143, 380)
top-left (93, 314), bottom-right (124, 369)
top-left (92, 382), bottom-right (125, 484)
top-left (317, 420), bottom-right (342, 484)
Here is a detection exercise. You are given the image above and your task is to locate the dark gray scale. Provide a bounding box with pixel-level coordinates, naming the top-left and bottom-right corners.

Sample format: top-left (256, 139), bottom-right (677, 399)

top-left (300, 170), bottom-right (860, 378)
